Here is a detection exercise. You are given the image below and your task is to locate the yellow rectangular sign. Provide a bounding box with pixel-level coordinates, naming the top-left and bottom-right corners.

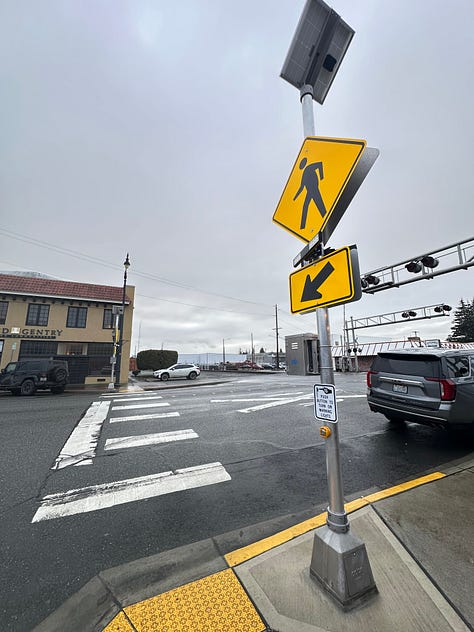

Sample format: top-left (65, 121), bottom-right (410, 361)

top-left (273, 137), bottom-right (366, 243)
top-left (289, 246), bottom-right (361, 313)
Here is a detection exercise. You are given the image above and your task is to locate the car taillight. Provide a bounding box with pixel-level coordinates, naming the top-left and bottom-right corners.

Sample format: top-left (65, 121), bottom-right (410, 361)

top-left (366, 371), bottom-right (377, 388)
top-left (426, 378), bottom-right (456, 401)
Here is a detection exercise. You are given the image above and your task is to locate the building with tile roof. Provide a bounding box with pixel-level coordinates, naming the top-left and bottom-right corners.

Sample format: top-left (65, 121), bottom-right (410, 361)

top-left (0, 273), bottom-right (134, 387)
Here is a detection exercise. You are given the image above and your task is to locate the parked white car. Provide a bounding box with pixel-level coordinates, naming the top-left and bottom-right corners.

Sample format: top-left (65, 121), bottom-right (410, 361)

top-left (153, 364), bottom-right (200, 381)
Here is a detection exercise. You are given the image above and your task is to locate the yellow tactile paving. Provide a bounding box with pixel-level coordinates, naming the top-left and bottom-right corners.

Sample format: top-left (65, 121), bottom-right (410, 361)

top-left (225, 471), bottom-right (446, 567)
top-left (103, 611), bottom-right (136, 632)
top-left (124, 568), bottom-right (266, 632)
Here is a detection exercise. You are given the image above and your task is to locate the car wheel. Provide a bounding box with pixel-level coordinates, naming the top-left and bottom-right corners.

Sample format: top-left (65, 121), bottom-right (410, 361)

top-left (160, 373), bottom-right (169, 382)
top-left (54, 368), bottom-right (67, 381)
top-left (51, 385), bottom-right (65, 394)
top-left (21, 379), bottom-right (36, 396)
top-left (188, 371), bottom-right (197, 380)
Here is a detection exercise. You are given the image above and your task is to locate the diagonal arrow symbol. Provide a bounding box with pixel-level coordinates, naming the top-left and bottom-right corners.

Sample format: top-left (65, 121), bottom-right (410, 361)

top-left (301, 262), bottom-right (335, 302)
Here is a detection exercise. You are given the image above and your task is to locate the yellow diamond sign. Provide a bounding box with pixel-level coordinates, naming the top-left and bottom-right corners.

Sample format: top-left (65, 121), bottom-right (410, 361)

top-left (289, 246), bottom-right (361, 313)
top-left (273, 137), bottom-right (366, 243)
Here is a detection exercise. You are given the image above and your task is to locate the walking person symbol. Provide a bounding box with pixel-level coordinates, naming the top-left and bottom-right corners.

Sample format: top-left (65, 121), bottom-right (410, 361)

top-left (293, 157), bottom-right (327, 230)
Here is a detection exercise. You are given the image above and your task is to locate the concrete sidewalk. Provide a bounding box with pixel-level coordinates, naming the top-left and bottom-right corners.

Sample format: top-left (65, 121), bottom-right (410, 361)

top-left (35, 455), bottom-right (474, 632)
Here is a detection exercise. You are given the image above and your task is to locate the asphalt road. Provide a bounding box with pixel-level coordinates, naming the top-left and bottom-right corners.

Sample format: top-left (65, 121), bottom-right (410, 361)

top-left (1, 372), bottom-right (472, 631)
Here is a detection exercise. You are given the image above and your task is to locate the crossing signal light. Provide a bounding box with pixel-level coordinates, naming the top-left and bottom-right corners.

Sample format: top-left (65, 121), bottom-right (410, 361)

top-left (402, 311), bottom-right (417, 318)
top-left (360, 274), bottom-right (380, 289)
top-left (406, 261), bottom-right (422, 273)
top-left (421, 256), bottom-right (439, 268)
top-left (434, 304), bottom-right (452, 313)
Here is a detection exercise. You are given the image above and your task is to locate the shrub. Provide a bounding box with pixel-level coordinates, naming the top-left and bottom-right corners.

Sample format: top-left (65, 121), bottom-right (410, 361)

top-left (137, 349), bottom-right (178, 371)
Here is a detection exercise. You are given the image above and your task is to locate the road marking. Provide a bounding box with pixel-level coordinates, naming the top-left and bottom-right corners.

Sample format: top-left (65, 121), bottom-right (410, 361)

top-left (52, 401), bottom-right (111, 470)
top-left (112, 402), bottom-right (171, 411)
top-left (238, 393), bottom-right (313, 413)
top-left (101, 391), bottom-right (161, 398)
top-left (111, 395), bottom-right (163, 403)
top-left (32, 463), bottom-right (231, 522)
top-left (105, 429), bottom-right (198, 451)
top-left (211, 391), bottom-right (304, 404)
top-left (212, 397), bottom-right (293, 403)
top-left (110, 411), bottom-right (180, 423)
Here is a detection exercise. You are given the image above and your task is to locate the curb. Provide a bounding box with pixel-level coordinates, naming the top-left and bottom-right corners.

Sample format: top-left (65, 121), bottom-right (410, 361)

top-left (33, 456), bottom-right (474, 632)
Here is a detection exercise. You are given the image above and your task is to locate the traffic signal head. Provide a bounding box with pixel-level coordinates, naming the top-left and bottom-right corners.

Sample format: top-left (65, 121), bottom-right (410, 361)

top-left (406, 261), bottom-right (422, 273)
top-left (365, 275), bottom-right (380, 285)
top-left (421, 256), bottom-right (439, 268)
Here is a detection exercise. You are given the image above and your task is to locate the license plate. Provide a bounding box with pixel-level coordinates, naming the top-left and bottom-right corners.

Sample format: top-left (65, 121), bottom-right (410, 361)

top-left (40, 377), bottom-right (47, 381)
top-left (393, 383), bottom-right (407, 394)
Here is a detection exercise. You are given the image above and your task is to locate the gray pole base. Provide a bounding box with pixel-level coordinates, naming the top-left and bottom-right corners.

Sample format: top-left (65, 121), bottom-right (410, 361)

top-left (310, 525), bottom-right (378, 611)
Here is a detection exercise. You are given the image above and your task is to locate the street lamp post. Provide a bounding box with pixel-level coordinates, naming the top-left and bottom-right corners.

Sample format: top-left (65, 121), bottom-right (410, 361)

top-left (115, 253), bottom-right (130, 387)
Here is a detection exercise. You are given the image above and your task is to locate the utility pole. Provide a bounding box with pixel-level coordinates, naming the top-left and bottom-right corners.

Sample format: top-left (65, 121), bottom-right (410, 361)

top-left (274, 304), bottom-right (281, 369)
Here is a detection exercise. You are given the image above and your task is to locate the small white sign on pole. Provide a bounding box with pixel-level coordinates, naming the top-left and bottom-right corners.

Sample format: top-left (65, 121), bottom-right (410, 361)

top-left (313, 384), bottom-right (338, 423)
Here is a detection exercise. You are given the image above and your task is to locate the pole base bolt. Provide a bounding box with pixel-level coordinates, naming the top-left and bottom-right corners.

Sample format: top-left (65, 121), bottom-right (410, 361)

top-left (320, 425), bottom-right (332, 438)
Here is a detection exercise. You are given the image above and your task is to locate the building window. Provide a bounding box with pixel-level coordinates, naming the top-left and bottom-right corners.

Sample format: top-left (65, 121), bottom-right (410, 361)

top-left (0, 301), bottom-right (8, 325)
top-left (26, 304), bottom-right (50, 326)
top-left (19, 340), bottom-right (58, 357)
top-left (88, 342), bottom-right (114, 356)
top-left (103, 308), bottom-right (113, 329)
top-left (67, 306), bottom-right (88, 328)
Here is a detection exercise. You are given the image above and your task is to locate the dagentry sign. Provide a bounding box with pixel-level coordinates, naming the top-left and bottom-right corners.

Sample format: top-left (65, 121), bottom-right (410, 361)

top-left (314, 384), bottom-right (338, 423)
top-left (273, 136), bottom-right (366, 243)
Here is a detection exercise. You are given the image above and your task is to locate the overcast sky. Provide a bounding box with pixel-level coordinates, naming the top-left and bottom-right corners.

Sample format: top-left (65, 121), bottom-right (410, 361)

top-left (1, 0), bottom-right (473, 356)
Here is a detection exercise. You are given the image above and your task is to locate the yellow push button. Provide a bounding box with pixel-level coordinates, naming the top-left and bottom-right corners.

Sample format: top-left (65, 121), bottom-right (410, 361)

top-left (320, 425), bottom-right (332, 438)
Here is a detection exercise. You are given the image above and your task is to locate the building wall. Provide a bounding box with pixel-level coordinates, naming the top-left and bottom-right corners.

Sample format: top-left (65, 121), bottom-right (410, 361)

top-left (0, 286), bottom-right (134, 385)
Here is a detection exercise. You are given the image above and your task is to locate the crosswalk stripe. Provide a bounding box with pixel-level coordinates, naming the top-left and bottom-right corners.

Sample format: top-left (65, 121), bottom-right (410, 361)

top-left (111, 395), bottom-right (163, 403)
top-left (52, 400), bottom-right (111, 470)
top-left (32, 463), bottom-right (231, 522)
top-left (104, 429), bottom-right (198, 451)
top-left (110, 411), bottom-right (180, 423)
top-left (101, 391), bottom-right (160, 398)
top-left (238, 393), bottom-right (313, 413)
top-left (112, 402), bottom-right (171, 411)
top-left (211, 396), bottom-right (300, 403)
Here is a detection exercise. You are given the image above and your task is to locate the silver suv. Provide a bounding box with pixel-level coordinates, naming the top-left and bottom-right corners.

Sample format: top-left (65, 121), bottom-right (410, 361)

top-left (367, 348), bottom-right (474, 430)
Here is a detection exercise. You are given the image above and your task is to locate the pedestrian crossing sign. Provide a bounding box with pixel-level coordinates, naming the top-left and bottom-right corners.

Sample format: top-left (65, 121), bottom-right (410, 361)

top-left (273, 136), bottom-right (366, 243)
top-left (289, 245), bottom-right (362, 313)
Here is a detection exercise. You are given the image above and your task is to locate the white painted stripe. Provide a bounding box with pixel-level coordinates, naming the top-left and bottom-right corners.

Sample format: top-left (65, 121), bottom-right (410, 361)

top-left (238, 393), bottom-right (313, 413)
top-left (32, 463), bottom-right (231, 522)
top-left (112, 402), bottom-right (171, 411)
top-left (105, 429), bottom-right (198, 451)
top-left (101, 391), bottom-right (160, 398)
top-left (110, 411), bottom-right (180, 423)
top-left (52, 401), bottom-right (111, 470)
top-left (111, 395), bottom-right (163, 403)
top-left (211, 398), bottom-right (294, 403)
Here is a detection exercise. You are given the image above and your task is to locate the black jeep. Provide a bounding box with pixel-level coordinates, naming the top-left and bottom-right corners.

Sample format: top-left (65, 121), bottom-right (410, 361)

top-left (0, 359), bottom-right (69, 396)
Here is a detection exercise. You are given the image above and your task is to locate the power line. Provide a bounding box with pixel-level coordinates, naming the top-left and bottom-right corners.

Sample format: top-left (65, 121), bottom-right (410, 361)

top-left (0, 227), bottom-right (269, 308)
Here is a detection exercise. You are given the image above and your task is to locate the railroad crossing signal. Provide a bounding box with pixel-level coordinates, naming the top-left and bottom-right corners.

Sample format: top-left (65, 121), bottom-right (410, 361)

top-left (273, 136), bottom-right (366, 243)
top-left (289, 245), bottom-right (361, 313)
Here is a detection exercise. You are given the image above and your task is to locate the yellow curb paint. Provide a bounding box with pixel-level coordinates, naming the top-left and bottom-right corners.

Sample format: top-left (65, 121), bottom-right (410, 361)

top-left (225, 471), bottom-right (445, 567)
top-left (103, 611), bottom-right (136, 631)
top-left (124, 568), bottom-right (265, 632)
top-left (363, 471), bottom-right (446, 503)
top-left (225, 512), bottom-right (328, 567)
